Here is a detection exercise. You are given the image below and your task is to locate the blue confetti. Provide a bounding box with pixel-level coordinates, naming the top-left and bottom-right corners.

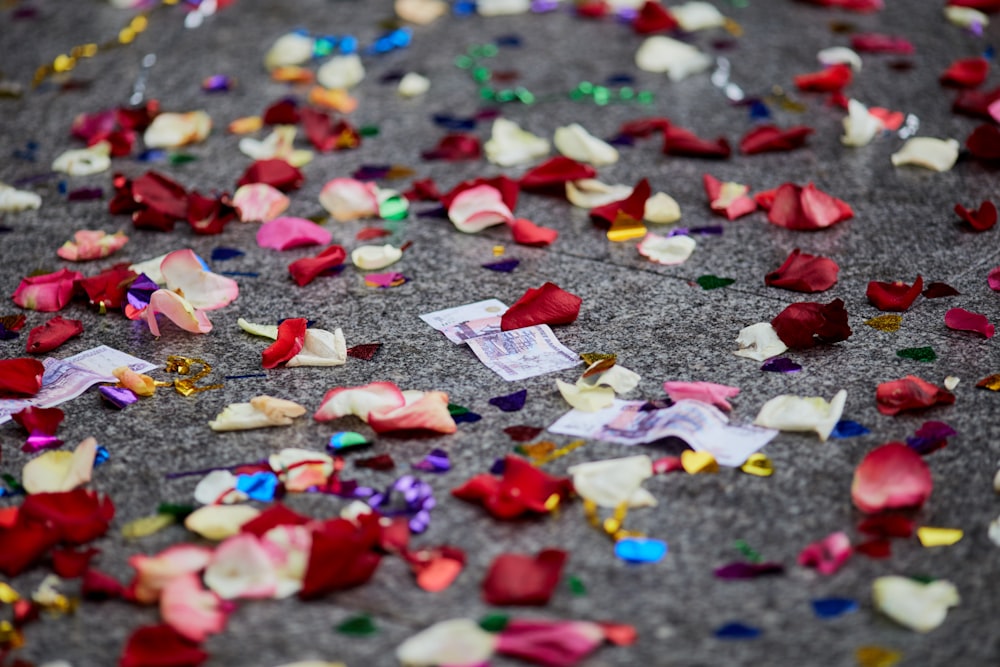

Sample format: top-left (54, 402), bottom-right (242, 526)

top-left (482, 258), bottom-right (520, 272)
top-left (453, 1), bottom-right (476, 15)
top-left (495, 34), bottom-right (523, 47)
top-left (985, 45), bottom-right (995, 60)
top-left (339, 35), bottom-right (359, 54)
top-left (489, 458), bottom-right (506, 475)
top-left (0, 323), bottom-right (16, 340)
top-left (93, 446), bottom-right (111, 467)
top-left (220, 271), bottom-right (259, 277)
top-left (605, 73), bottom-right (635, 86)
top-left (58, 180), bottom-right (68, 195)
top-left (432, 113), bottom-right (478, 131)
top-left (714, 622), bottom-right (762, 639)
top-left (224, 373), bottom-right (267, 380)
top-left (830, 420), bottom-right (870, 439)
top-left (811, 598), bottom-right (858, 619)
top-left (749, 100), bottom-right (771, 120)
top-left (328, 431), bottom-right (371, 451)
top-left (489, 389), bottom-right (527, 412)
top-left (211, 247), bottom-right (245, 261)
top-left (614, 537), bottom-right (667, 563)
top-left (235, 472), bottom-right (280, 502)
top-left (136, 149), bottom-right (167, 163)
top-left (453, 410), bottom-right (482, 424)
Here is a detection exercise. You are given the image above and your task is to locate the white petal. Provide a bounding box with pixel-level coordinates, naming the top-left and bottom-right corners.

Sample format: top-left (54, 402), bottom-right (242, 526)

top-left (944, 376), bottom-right (960, 391)
top-left (579, 363), bottom-right (641, 394)
top-left (319, 178), bottom-right (379, 222)
top-left (395, 0), bottom-right (449, 25)
top-left (753, 389), bottom-right (847, 441)
top-left (396, 619), bottom-right (498, 667)
top-left (818, 46), bottom-right (862, 71)
top-left (21, 437), bottom-right (98, 494)
top-left (351, 244), bottom-right (403, 270)
top-left (733, 322), bottom-right (788, 361)
top-left (891, 138), bottom-right (960, 172)
top-left (317, 54), bottom-right (365, 90)
top-left (477, 0), bottom-right (531, 15)
top-left (993, 467), bottom-right (1000, 494)
top-left (193, 470), bottom-right (247, 506)
top-left (553, 124), bottom-right (619, 166)
top-left (557, 378), bottom-right (616, 413)
top-left (484, 118), bottom-right (550, 167)
top-left (239, 126), bottom-right (311, 167)
top-left (52, 142), bottom-right (111, 176)
top-left (143, 112), bottom-right (212, 149)
top-left (842, 99), bottom-right (883, 147)
top-left (989, 514), bottom-right (1000, 547)
top-left (398, 72), bottom-right (431, 97)
top-left (448, 185), bottom-right (513, 233)
top-left (671, 2), bottom-right (726, 31)
top-left (0, 183), bottom-right (42, 211)
top-left (565, 179), bottom-right (633, 209)
top-left (232, 183), bottom-right (290, 223)
top-left (944, 6), bottom-right (988, 28)
top-left (184, 505), bottom-right (261, 540)
top-left (264, 33), bottom-right (316, 70)
top-left (209, 396), bottom-right (307, 431)
top-left (635, 36), bottom-right (712, 81)
top-left (238, 317), bottom-right (279, 339)
top-left (286, 328), bottom-right (348, 367)
top-left (568, 455), bottom-right (655, 508)
top-left (872, 576), bottom-right (959, 633)
top-left (130, 252), bottom-right (171, 285)
top-left (644, 192), bottom-right (681, 223)
top-left (637, 233), bottom-right (696, 265)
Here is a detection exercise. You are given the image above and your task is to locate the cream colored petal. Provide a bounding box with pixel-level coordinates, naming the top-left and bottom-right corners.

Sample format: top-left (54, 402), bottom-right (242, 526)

top-left (396, 0), bottom-right (448, 24)
top-left (209, 398), bottom-right (305, 432)
top-left (553, 124), bottom-right (618, 166)
top-left (144, 112), bottom-right (212, 149)
top-left (873, 576), bottom-right (959, 633)
top-left (818, 46), bottom-right (862, 71)
top-left (644, 192), bottom-right (681, 224)
top-left (264, 33), bottom-right (316, 70)
top-left (556, 378), bottom-right (616, 413)
top-left (944, 376), bottom-right (960, 391)
top-left (484, 118), bottom-right (550, 167)
top-left (753, 389), bottom-right (847, 441)
top-left (351, 244), bottom-right (403, 270)
top-left (671, 1), bottom-right (725, 31)
top-left (891, 138), bottom-right (960, 172)
top-left (398, 72), bottom-right (431, 97)
top-left (989, 514), bottom-right (1000, 547)
top-left (565, 179), bottom-right (633, 209)
top-left (0, 183), bottom-right (42, 212)
top-left (52, 142), bottom-right (111, 176)
top-left (285, 328), bottom-right (348, 367)
top-left (842, 99), bottom-right (884, 147)
top-left (637, 233), bottom-right (696, 265)
top-left (635, 36), bottom-right (712, 81)
top-left (568, 455), bottom-right (655, 508)
top-left (944, 6), bottom-right (988, 28)
top-left (317, 54), bottom-right (365, 90)
top-left (130, 252), bottom-right (170, 285)
top-left (396, 619), bottom-right (498, 667)
top-left (237, 317), bottom-right (279, 339)
top-left (733, 322), bottom-right (787, 361)
top-left (579, 363), bottom-right (641, 394)
top-left (477, 0), bottom-right (531, 15)
top-left (233, 183), bottom-right (290, 223)
top-left (21, 437), bottom-right (98, 494)
top-left (185, 505), bottom-right (261, 540)
top-left (193, 470), bottom-right (246, 505)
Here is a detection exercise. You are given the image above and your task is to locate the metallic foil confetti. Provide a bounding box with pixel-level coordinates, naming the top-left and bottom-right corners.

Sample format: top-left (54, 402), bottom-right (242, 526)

top-left (489, 389), bottom-right (527, 412)
top-left (164, 355), bottom-right (223, 396)
top-left (976, 373), bottom-right (1000, 391)
top-left (831, 420), bottom-right (870, 438)
top-left (367, 475), bottom-right (435, 534)
top-left (482, 258), bottom-right (520, 272)
top-left (855, 646), bottom-right (902, 667)
top-left (614, 538), bottom-right (667, 563)
top-left (580, 352), bottom-right (616, 366)
top-left (714, 622), bottom-right (761, 639)
top-left (607, 214), bottom-right (647, 242)
top-left (347, 343), bottom-right (381, 360)
top-left (896, 347), bottom-right (936, 362)
top-left (503, 425), bottom-right (543, 442)
top-left (916, 527), bottom-right (963, 547)
top-left (696, 275), bottom-right (736, 290)
top-left (681, 450), bottom-right (719, 474)
top-left (812, 598), bottom-right (859, 619)
top-left (864, 314), bottom-right (903, 332)
top-left (567, 575), bottom-right (587, 596)
top-left (210, 247), bottom-right (245, 261)
top-left (733, 539), bottom-right (762, 563)
top-left (328, 432), bottom-right (371, 452)
top-left (740, 454), bottom-right (773, 477)
top-left (99, 385), bottom-right (138, 409)
top-left (412, 449), bottom-right (451, 473)
top-left (760, 357), bottom-right (802, 373)
top-left (479, 613), bottom-right (510, 633)
top-left (714, 561), bottom-right (784, 579)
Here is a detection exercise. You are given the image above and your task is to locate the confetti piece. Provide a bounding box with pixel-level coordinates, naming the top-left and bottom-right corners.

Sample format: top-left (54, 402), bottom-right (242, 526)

top-left (337, 614), bottom-right (377, 637)
top-left (412, 449), bottom-right (451, 472)
top-left (760, 357), bottom-right (801, 373)
top-left (482, 258), bottom-right (520, 272)
top-left (812, 598), bottom-right (858, 619)
top-left (855, 646), bottom-right (902, 667)
top-left (896, 347), bottom-right (936, 362)
top-left (607, 215), bottom-right (646, 242)
top-left (714, 622), bottom-right (761, 639)
top-left (696, 275), bottom-right (736, 290)
top-left (122, 514), bottom-right (175, 539)
top-left (489, 389), bottom-right (527, 412)
top-left (478, 613), bottom-right (510, 633)
top-left (830, 420), bottom-right (870, 438)
top-left (328, 432), bottom-right (371, 451)
top-left (210, 247), bottom-right (245, 261)
top-left (614, 537), bottom-right (667, 563)
top-left (504, 425), bottom-right (543, 441)
top-left (916, 527), bottom-right (963, 547)
top-left (567, 575), bottom-right (587, 596)
top-left (681, 450), bottom-right (718, 474)
top-left (355, 454), bottom-right (395, 471)
top-left (347, 343), bottom-right (381, 360)
top-left (740, 453), bottom-right (773, 477)
top-left (976, 374), bottom-right (1000, 391)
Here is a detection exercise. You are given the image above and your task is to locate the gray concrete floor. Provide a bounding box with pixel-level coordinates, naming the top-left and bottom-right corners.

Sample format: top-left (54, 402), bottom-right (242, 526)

top-left (1, 0), bottom-right (999, 665)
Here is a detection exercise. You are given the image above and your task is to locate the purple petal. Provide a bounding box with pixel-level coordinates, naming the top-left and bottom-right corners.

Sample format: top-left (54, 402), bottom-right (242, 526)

top-left (713, 561), bottom-right (785, 580)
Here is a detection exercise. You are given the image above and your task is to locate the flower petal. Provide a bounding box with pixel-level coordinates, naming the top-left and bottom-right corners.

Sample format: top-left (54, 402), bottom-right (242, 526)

top-left (841, 98), bottom-right (884, 146)
top-left (798, 531), bottom-right (852, 575)
top-left (852, 442), bottom-right (933, 513)
top-left (872, 576), bottom-right (959, 633)
top-left (496, 619), bottom-right (606, 667)
top-left (733, 322), bottom-right (788, 361)
top-left (26, 316), bottom-right (84, 354)
top-left (553, 123), bottom-right (619, 166)
top-left (485, 118), bottom-right (550, 167)
top-left (739, 125), bottom-right (813, 155)
top-left (940, 56), bottom-right (989, 88)
top-left (482, 548), bottom-right (568, 606)
top-left (232, 183), bottom-right (290, 222)
top-left (143, 111), bottom-right (212, 148)
top-left (0, 358), bottom-right (46, 398)
top-left (866, 275), bottom-right (923, 312)
top-left (127, 544), bottom-right (214, 604)
top-left (519, 157), bottom-right (597, 193)
top-left (56, 230), bottom-right (128, 261)
top-left (637, 233), bottom-right (696, 265)
top-left (21, 436), bottom-right (98, 494)
top-left (204, 533), bottom-right (278, 600)
top-left (635, 35), bottom-right (712, 81)
top-left (160, 573), bottom-right (227, 643)
top-left (184, 505), bottom-right (261, 540)
top-left (703, 174), bottom-right (756, 220)
top-left (288, 244), bottom-right (347, 286)
top-left (313, 381), bottom-right (406, 422)
top-left (876, 376), bottom-right (955, 416)
top-left (500, 282), bottom-right (582, 331)
top-left (368, 390), bottom-right (457, 434)
top-left (396, 619), bottom-right (498, 667)
top-left (257, 217), bottom-right (332, 251)
top-left (944, 307), bottom-right (995, 338)
top-left (765, 249), bottom-right (839, 292)
top-left (145, 289), bottom-right (213, 336)
top-left (448, 184), bottom-right (514, 233)
top-left (351, 244), bottom-right (403, 270)
top-left (568, 455), bottom-right (655, 508)
top-left (319, 178), bottom-right (379, 222)
top-left (771, 299), bottom-right (851, 348)
top-left (509, 218), bottom-right (558, 246)
top-left (12, 268), bottom-right (83, 312)
top-left (753, 390), bottom-right (847, 441)
top-left (663, 381), bottom-right (740, 411)
top-left (160, 249), bottom-right (239, 311)
top-left (891, 138), bottom-right (960, 171)
top-left (954, 200), bottom-right (997, 231)
top-left (119, 625), bottom-right (208, 667)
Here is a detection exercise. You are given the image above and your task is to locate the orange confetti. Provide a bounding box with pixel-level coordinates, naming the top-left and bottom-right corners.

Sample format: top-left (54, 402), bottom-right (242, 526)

top-left (308, 86), bottom-right (358, 113)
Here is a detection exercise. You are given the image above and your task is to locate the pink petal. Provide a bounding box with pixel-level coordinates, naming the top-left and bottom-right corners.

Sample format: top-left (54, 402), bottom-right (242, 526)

top-left (368, 391), bottom-right (458, 434)
top-left (318, 178), bottom-right (379, 222)
top-left (11, 268), bottom-right (83, 312)
top-left (159, 249), bottom-right (239, 311)
top-left (256, 216), bottom-right (333, 251)
top-left (448, 185), bottom-right (514, 233)
top-left (313, 381), bottom-right (406, 422)
top-left (944, 307), bottom-right (995, 338)
top-left (797, 531), bottom-right (852, 575)
top-left (662, 381), bottom-right (740, 411)
top-left (144, 289), bottom-right (212, 336)
top-left (497, 619), bottom-right (606, 667)
top-left (203, 533), bottom-right (278, 600)
top-left (988, 266), bottom-right (1000, 291)
top-left (232, 183), bottom-right (290, 222)
top-left (851, 442), bottom-right (932, 514)
top-left (56, 230), bottom-right (129, 261)
top-left (160, 573), bottom-right (227, 642)
top-left (128, 545), bottom-right (214, 604)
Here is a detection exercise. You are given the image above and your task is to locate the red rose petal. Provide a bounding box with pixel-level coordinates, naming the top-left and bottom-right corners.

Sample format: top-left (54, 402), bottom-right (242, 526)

top-left (0, 358), bottom-right (46, 398)
top-left (702, 174), bottom-right (757, 220)
top-left (52, 546), bottom-right (100, 578)
top-left (794, 64), bottom-right (853, 93)
top-left (404, 177), bottom-right (442, 201)
top-left (875, 376), bottom-right (955, 416)
top-left (500, 282), bottom-right (582, 331)
top-left (739, 125), bottom-right (814, 155)
top-left (590, 178), bottom-right (650, 225)
top-left (301, 108), bottom-right (360, 152)
top-left (947, 0), bottom-right (1000, 13)
top-left (236, 159), bottom-right (305, 192)
top-left (187, 192), bottom-right (239, 235)
top-left (12, 268), bottom-right (84, 312)
top-left (855, 538), bottom-right (892, 558)
top-left (802, 0), bottom-right (883, 11)
top-left (953, 87), bottom-right (1000, 120)
top-left (519, 157), bottom-right (597, 194)
top-left (771, 299), bottom-right (851, 348)
top-left (858, 514), bottom-right (915, 538)
top-left (26, 316), bottom-right (84, 354)
top-left (944, 307), bottom-right (995, 338)
top-left (20, 489), bottom-right (116, 544)
top-left (132, 171), bottom-right (189, 221)
top-left (509, 218), bottom-right (558, 246)
top-left (765, 249), bottom-right (839, 292)
top-left (300, 514), bottom-right (383, 599)
top-left (82, 568), bottom-right (125, 600)
top-left (764, 183), bottom-right (853, 230)
top-left (663, 125), bottom-right (731, 159)
top-left (120, 624), bottom-right (208, 667)
top-left (866, 275), bottom-right (923, 312)
top-left (923, 281), bottom-right (960, 298)
top-left (421, 133), bottom-right (482, 161)
top-left (262, 98), bottom-right (300, 125)
top-left (850, 33), bottom-right (915, 54)
top-left (632, 1), bottom-right (679, 34)
top-left (851, 442), bottom-right (932, 513)
top-left (954, 200), bottom-right (997, 231)
top-left (240, 504), bottom-right (311, 537)
top-left (482, 548), bottom-right (568, 606)
top-left (11, 406), bottom-right (64, 435)
top-left (0, 521), bottom-right (59, 576)
top-left (618, 117), bottom-right (672, 139)
top-left (404, 544), bottom-right (465, 592)
top-left (966, 123), bottom-right (1000, 161)
top-left (288, 244), bottom-right (347, 287)
top-left (261, 318), bottom-right (308, 369)
top-left (452, 455), bottom-right (573, 520)
top-left (77, 263), bottom-right (138, 310)
top-left (940, 57), bottom-right (989, 88)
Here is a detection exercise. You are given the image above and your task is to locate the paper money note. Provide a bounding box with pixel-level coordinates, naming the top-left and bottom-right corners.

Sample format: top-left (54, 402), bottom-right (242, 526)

top-left (465, 324), bottom-right (581, 381)
top-left (548, 399), bottom-right (777, 466)
top-left (419, 299), bottom-right (507, 344)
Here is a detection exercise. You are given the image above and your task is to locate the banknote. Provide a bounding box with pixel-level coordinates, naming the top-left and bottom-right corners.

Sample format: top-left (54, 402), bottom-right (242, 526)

top-left (0, 346), bottom-right (157, 424)
top-left (548, 398), bottom-right (777, 466)
top-left (419, 299), bottom-right (508, 343)
top-left (465, 324), bottom-right (581, 381)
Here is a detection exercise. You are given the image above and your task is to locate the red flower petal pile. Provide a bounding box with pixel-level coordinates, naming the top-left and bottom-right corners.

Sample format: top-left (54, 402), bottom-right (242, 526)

top-left (765, 249), bottom-right (839, 292)
top-left (757, 183), bottom-right (853, 230)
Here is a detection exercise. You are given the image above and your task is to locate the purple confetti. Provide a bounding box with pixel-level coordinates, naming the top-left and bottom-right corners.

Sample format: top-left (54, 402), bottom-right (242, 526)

top-left (482, 258), bottom-right (520, 272)
top-left (67, 187), bottom-right (104, 201)
top-left (607, 134), bottom-right (636, 147)
top-left (412, 448), bottom-right (451, 473)
top-left (417, 205), bottom-right (448, 219)
top-left (99, 385), bottom-right (139, 409)
top-left (126, 273), bottom-right (158, 311)
top-left (531, 0), bottom-right (560, 12)
top-left (489, 388), bottom-right (527, 412)
top-left (0, 323), bottom-right (17, 340)
top-left (202, 74), bottom-right (233, 92)
top-left (489, 458), bottom-right (506, 475)
top-left (11, 172), bottom-right (56, 187)
top-left (366, 475), bottom-right (436, 534)
top-left (353, 164), bottom-right (392, 181)
top-left (452, 410), bottom-right (481, 424)
top-left (713, 561), bottom-right (785, 580)
top-left (22, 433), bottom-right (63, 453)
top-left (431, 113), bottom-right (477, 131)
top-left (761, 357), bottom-right (802, 373)
top-left (906, 420), bottom-right (957, 455)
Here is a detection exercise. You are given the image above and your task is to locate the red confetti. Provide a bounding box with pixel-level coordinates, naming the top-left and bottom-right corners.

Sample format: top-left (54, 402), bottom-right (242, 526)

top-left (944, 307), bottom-right (995, 338)
top-left (852, 442), bottom-right (932, 513)
top-left (966, 123), bottom-right (1000, 161)
top-left (26, 315), bottom-right (84, 354)
top-left (875, 376), bottom-right (955, 416)
top-left (757, 182), bottom-right (853, 230)
top-left (866, 275), bottom-right (923, 312)
top-left (236, 159), bottom-right (305, 192)
top-left (355, 454), bottom-right (396, 470)
top-left (519, 157), bottom-right (597, 194)
top-left (794, 64), bottom-right (853, 93)
top-left (509, 218), bottom-right (558, 246)
top-left (347, 343), bottom-right (381, 360)
top-left (504, 425), bottom-right (544, 442)
top-left (663, 125), bottom-right (731, 159)
top-left (452, 455), bottom-right (573, 520)
top-left (940, 57), bottom-right (989, 88)
top-left (739, 125), bottom-right (814, 155)
top-left (421, 133), bottom-right (482, 161)
top-left (850, 33), bottom-right (914, 54)
top-left (482, 549), bottom-right (568, 606)
top-left (288, 244), bottom-right (347, 287)
top-left (0, 358), bottom-right (46, 398)
top-left (632, 1), bottom-right (679, 34)
top-left (261, 318), bottom-right (308, 369)
top-left (590, 178), bottom-right (650, 225)
top-left (500, 282), bottom-right (582, 331)
top-left (771, 299), bottom-right (851, 348)
top-left (119, 624), bottom-right (208, 667)
top-left (300, 513), bottom-right (383, 599)
top-left (765, 249), bottom-right (839, 292)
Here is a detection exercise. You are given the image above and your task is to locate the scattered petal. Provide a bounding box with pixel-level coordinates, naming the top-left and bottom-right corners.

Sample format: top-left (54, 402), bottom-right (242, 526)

top-left (944, 307), bottom-right (994, 338)
top-left (876, 376), bottom-right (955, 416)
top-left (852, 442), bottom-right (933, 513)
top-left (798, 531), bottom-right (852, 575)
top-left (734, 322), bottom-right (788, 361)
top-left (765, 249), bottom-right (839, 292)
top-left (637, 232), bottom-right (696, 265)
top-left (485, 118), bottom-right (550, 167)
top-left (891, 138), bottom-right (960, 171)
top-left (867, 275), bottom-right (923, 312)
top-left (553, 123), bottom-right (619, 166)
top-left (635, 35), bottom-right (712, 81)
top-left (257, 217), bottom-right (332, 251)
top-left (754, 389), bottom-right (847, 441)
top-left (872, 576), bottom-right (959, 633)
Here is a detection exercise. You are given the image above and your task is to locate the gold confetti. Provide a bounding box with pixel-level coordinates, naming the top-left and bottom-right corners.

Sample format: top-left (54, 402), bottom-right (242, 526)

top-left (681, 450), bottom-right (718, 474)
top-left (740, 453), bottom-right (774, 477)
top-left (165, 355), bottom-right (223, 396)
top-left (724, 18), bottom-right (743, 37)
top-left (976, 373), bottom-right (1000, 391)
top-left (582, 357), bottom-right (617, 378)
top-left (855, 646), bottom-right (902, 667)
top-left (607, 213), bottom-right (647, 242)
top-left (271, 66), bottom-right (315, 84)
top-left (580, 352), bottom-right (616, 366)
top-left (865, 314), bottom-right (903, 332)
top-left (492, 245), bottom-right (506, 257)
top-left (0, 583), bottom-right (19, 604)
top-left (308, 86), bottom-right (358, 113)
top-left (916, 526), bottom-right (963, 547)
top-left (122, 514), bottom-right (175, 539)
top-left (0, 621), bottom-right (24, 649)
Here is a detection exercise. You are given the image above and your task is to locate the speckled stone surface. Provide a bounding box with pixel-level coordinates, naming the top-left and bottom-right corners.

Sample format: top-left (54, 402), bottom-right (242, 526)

top-left (1, 1), bottom-right (999, 666)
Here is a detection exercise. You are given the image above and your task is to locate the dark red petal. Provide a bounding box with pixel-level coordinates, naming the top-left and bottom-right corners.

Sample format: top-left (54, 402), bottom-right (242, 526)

top-left (875, 376), bottom-right (955, 416)
top-left (26, 316), bottom-right (84, 354)
top-left (618, 117), bottom-right (672, 139)
top-left (767, 182), bottom-right (852, 230)
top-left (632, 0), bottom-right (679, 34)
top-left (119, 624), bottom-right (208, 667)
top-left (404, 177), bottom-right (442, 201)
top-left (739, 125), bottom-right (814, 155)
top-left (117, 100), bottom-right (159, 131)
top-left (966, 123), bottom-right (1000, 161)
top-left (519, 157), bottom-right (597, 194)
top-left (771, 299), bottom-right (851, 348)
top-left (952, 86), bottom-right (1000, 119)
top-left (76, 263), bottom-right (137, 310)
top-left (923, 281), bottom-right (960, 299)
top-left (855, 539), bottom-right (892, 558)
top-left (262, 98), bottom-right (300, 125)
top-left (132, 207), bottom-right (179, 232)
top-left (482, 549), bottom-right (568, 606)
top-left (452, 456), bottom-right (573, 520)
top-left (801, 0), bottom-right (883, 11)
top-left (663, 126), bottom-right (731, 159)
top-left (52, 546), bottom-right (100, 578)
top-left (261, 318), bottom-right (308, 369)
top-left (0, 358), bottom-right (45, 398)
top-left (421, 133), bottom-right (482, 161)
top-left (187, 192), bottom-right (238, 235)
top-left (82, 568), bottom-right (126, 600)
top-left (954, 200), bottom-right (997, 231)
top-left (20, 489), bottom-right (115, 545)
top-left (794, 64), bottom-right (853, 92)
top-left (132, 171), bottom-right (189, 220)
top-left (240, 504), bottom-right (311, 537)
top-left (590, 178), bottom-right (651, 225)
top-left (850, 33), bottom-right (915, 54)
top-left (288, 244), bottom-right (348, 287)
top-left (866, 275), bottom-right (923, 312)
top-left (940, 57), bottom-right (989, 88)
top-left (947, 0), bottom-right (1000, 13)
top-left (11, 406), bottom-right (64, 435)
top-left (500, 282), bottom-right (582, 331)
top-left (236, 159), bottom-right (305, 192)
top-left (300, 516), bottom-right (383, 599)
top-left (509, 218), bottom-right (558, 246)
top-left (764, 249), bottom-right (839, 292)
top-left (301, 108), bottom-right (360, 152)
top-left (0, 521), bottom-right (58, 576)
top-left (857, 514), bottom-right (915, 538)
top-left (441, 175), bottom-right (520, 212)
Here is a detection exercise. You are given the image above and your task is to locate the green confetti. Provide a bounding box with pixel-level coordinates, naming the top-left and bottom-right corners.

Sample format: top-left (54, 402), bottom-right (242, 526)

top-left (696, 275), bottom-right (736, 290)
top-left (479, 613), bottom-right (510, 633)
top-left (734, 539), bottom-right (762, 563)
top-left (156, 503), bottom-right (196, 520)
top-left (336, 614), bottom-right (377, 636)
top-left (379, 195), bottom-right (409, 221)
top-left (447, 403), bottom-right (470, 416)
top-left (896, 347), bottom-right (936, 362)
top-left (567, 575), bottom-right (587, 596)
top-left (1, 474), bottom-right (23, 494)
top-left (169, 153), bottom-right (196, 165)
top-left (359, 125), bottom-right (380, 137)
top-left (910, 574), bottom-right (936, 584)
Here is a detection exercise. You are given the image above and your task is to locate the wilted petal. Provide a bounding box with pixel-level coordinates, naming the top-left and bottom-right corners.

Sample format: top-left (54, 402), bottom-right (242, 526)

top-left (396, 619), bottom-right (498, 667)
top-left (566, 179), bottom-right (634, 209)
top-left (144, 111), bottom-right (212, 149)
top-left (319, 178), bottom-right (379, 222)
top-left (209, 396), bottom-right (307, 431)
top-left (553, 123), bottom-right (619, 166)
top-left (637, 233), bottom-right (695, 265)
top-left (368, 390), bottom-right (457, 434)
top-left (556, 378), bottom-right (616, 412)
top-left (52, 142), bottom-right (112, 176)
top-left (12, 268), bottom-right (83, 312)
top-left (766, 249), bottom-right (839, 293)
top-left (852, 442), bottom-right (933, 513)
top-left (21, 437), bottom-right (98, 494)
top-left (204, 533), bottom-right (278, 600)
top-left (703, 174), bottom-right (756, 220)
top-left (867, 275), bottom-right (923, 312)
top-left (145, 289), bottom-right (212, 336)
top-left (891, 138), bottom-right (960, 171)
top-left (872, 576), bottom-right (959, 633)
top-left (257, 217), bottom-right (332, 251)
top-left (754, 389), bottom-right (847, 441)
top-left (160, 573), bottom-right (227, 642)
top-left (485, 118), bottom-right (550, 167)
top-left (635, 35), bottom-right (712, 80)
top-left (160, 249), bottom-right (239, 311)
top-left (287, 328), bottom-right (348, 367)
top-left (314, 381), bottom-right (406, 422)
top-left (875, 375), bottom-right (955, 416)
top-left (568, 455), bottom-right (656, 508)
top-left (233, 183), bottom-right (290, 222)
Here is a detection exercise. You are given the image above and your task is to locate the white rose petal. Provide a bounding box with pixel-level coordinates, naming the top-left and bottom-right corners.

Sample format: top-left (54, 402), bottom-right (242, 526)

top-left (944, 6), bottom-right (988, 28)
top-left (317, 54), bottom-right (365, 90)
top-left (264, 32), bottom-right (316, 70)
top-left (569, 455), bottom-right (656, 508)
top-left (396, 0), bottom-right (448, 24)
top-left (635, 36), bottom-right (712, 81)
top-left (891, 137), bottom-right (960, 172)
top-left (232, 183), bottom-right (290, 223)
top-left (872, 576), bottom-right (959, 633)
top-left (565, 179), bottom-right (634, 209)
top-left (989, 514), bottom-right (1000, 547)
top-left (842, 99), bottom-right (884, 147)
top-left (287, 328), bottom-right (348, 367)
top-left (143, 111), bottom-right (212, 149)
top-left (671, 2), bottom-right (726, 31)
top-left (193, 470), bottom-right (246, 505)
top-left (556, 378), bottom-right (616, 413)
top-left (818, 46), bottom-right (862, 71)
top-left (398, 72), bottom-right (431, 97)
top-left (319, 178), bottom-right (379, 222)
top-left (637, 233), bottom-right (696, 265)
top-left (352, 244), bottom-right (403, 270)
top-left (209, 396), bottom-right (308, 431)
top-left (944, 376), bottom-right (960, 391)
top-left (553, 123), bottom-right (619, 166)
top-left (447, 185), bottom-right (513, 233)
top-left (579, 362), bottom-right (641, 394)
top-left (753, 389), bottom-right (847, 442)
top-left (477, 0), bottom-right (531, 15)
top-left (644, 192), bottom-right (681, 223)
top-left (184, 505), bottom-right (261, 540)
top-left (734, 322), bottom-right (788, 361)
top-left (396, 619), bottom-right (498, 667)
top-left (0, 183), bottom-right (42, 211)
top-left (238, 125), bottom-right (312, 167)
top-left (52, 142), bottom-right (111, 176)
top-left (21, 437), bottom-right (98, 494)
top-left (484, 118), bottom-right (550, 167)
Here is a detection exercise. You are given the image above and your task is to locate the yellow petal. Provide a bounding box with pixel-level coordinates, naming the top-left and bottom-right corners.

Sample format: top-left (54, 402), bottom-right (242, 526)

top-left (681, 450), bottom-right (718, 474)
top-left (122, 514), bottom-right (176, 539)
top-left (916, 527), bottom-right (963, 547)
